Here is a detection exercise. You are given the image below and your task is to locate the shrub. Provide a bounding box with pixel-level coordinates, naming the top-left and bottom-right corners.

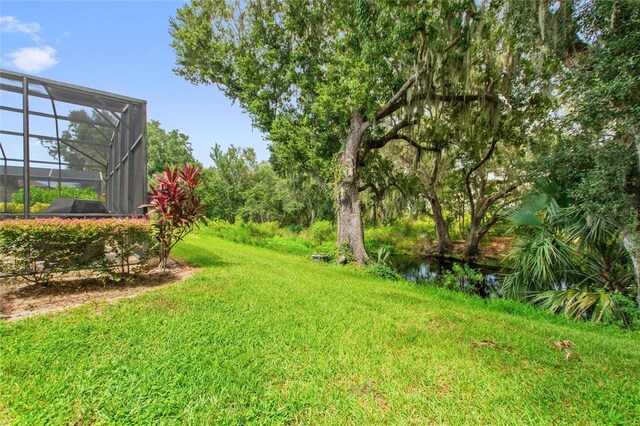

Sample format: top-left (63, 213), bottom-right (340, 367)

top-left (200, 219), bottom-right (251, 244)
top-left (264, 237), bottom-right (312, 255)
top-left (608, 294), bottom-right (640, 329)
top-left (203, 218), bottom-right (232, 234)
top-left (533, 289), bottom-right (640, 328)
top-left (106, 220), bottom-right (154, 275)
top-left (244, 221), bottom-right (280, 239)
top-left (367, 263), bottom-right (403, 281)
top-left (371, 246), bottom-right (393, 265)
top-left (365, 218), bottom-right (434, 253)
top-left (307, 220), bottom-right (335, 245)
top-left (3, 202), bottom-right (50, 213)
top-left (315, 241), bottom-right (336, 256)
top-left (143, 165), bottom-right (203, 271)
top-left (0, 218), bottom-right (102, 284)
top-left (200, 219), bottom-right (314, 255)
top-left (0, 218), bottom-right (153, 284)
top-left (437, 263), bottom-right (485, 295)
top-left (11, 186), bottom-right (101, 205)
top-left (287, 224), bottom-right (303, 233)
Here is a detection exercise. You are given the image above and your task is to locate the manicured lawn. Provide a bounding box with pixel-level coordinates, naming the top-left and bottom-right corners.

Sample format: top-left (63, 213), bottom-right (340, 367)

top-left (1, 234), bottom-right (639, 424)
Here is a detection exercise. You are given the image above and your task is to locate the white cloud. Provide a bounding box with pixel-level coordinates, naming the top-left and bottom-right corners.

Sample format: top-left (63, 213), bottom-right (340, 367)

top-left (0, 16), bottom-right (42, 42)
top-left (6, 46), bottom-right (59, 73)
top-left (0, 16), bottom-right (60, 73)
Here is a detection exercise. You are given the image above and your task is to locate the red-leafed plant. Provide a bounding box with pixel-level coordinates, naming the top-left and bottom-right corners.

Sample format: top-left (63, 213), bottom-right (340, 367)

top-left (142, 164), bottom-right (203, 271)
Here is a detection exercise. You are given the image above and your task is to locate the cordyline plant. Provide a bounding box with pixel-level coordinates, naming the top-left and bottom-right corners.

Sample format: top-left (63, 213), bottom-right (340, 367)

top-left (142, 164), bottom-right (203, 271)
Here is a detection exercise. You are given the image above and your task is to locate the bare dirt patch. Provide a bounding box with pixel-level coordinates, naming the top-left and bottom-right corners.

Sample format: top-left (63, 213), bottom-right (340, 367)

top-left (0, 258), bottom-right (197, 322)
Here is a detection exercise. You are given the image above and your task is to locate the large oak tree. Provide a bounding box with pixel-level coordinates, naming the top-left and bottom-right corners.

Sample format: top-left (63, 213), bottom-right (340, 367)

top-left (170, 0), bottom-right (557, 263)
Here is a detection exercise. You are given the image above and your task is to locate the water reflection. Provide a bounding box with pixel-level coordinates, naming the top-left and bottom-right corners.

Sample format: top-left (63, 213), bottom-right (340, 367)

top-left (389, 254), bottom-right (503, 298)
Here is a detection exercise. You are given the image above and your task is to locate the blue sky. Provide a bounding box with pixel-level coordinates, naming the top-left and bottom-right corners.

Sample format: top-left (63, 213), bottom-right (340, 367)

top-left (0, 0), bottom-right (268, 165)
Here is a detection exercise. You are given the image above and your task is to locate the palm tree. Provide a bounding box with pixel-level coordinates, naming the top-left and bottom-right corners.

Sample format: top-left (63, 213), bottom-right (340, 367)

top-left (503, 180), bottom-right (635, 324)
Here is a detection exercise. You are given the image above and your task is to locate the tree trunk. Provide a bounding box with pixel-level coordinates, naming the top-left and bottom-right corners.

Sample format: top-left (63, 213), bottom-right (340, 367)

top-left (158, 245), bottom-right (169, 272)
top-left (464, 221), bottom-right (483, 260)
top-left (421, 150), bottom-right (452, 255)
top-left (628, 131), bottom-right (640, 307)
top-left (622, 228), bottom-right (640, 307)
top-left (336, 111), bottom-right (369, 264)
top-left (430, 195), bottom-right (452, 255)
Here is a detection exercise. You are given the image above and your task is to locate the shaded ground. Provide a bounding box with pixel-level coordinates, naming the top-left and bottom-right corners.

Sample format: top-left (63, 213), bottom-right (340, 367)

top-left (0, 259), bottom-right (196, 321)
top-left (423, 236), bottom-right (514, 260)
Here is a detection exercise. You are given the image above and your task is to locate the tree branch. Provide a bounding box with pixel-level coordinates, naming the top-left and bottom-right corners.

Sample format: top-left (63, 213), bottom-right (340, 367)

top-left (463, 169), bottom-right (476, 218)
top-left (482, 183), bottom-right (520, 211)
top-left (395, 134), bottom-right (441, 153)
top-left (474, 183), bottom-right (521, 233)
top-left (389, 180), bottom-right (406, 198)
top-left (358, 182), bottom-right (373, 193)
top-left (464, 138), bottom-right (499, 218)
top-left (478, 212), bottom-right (503, 238)
top-left (382, 91), bottom-right (501, 121)
top-left (465, 138), bottom-right (498, 183)
top-left (365, 117), bottom-right (420, 150)
top-left (429, 151), bottom-right (441, 187)
top-left (374, 35), bottom-right (463, 121)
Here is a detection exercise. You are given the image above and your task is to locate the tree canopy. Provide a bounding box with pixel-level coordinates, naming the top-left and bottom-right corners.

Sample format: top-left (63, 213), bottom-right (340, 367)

top-left (147, 119), bottom-right (199, 178)
top-left (171, 0), bottom-right (566, 262)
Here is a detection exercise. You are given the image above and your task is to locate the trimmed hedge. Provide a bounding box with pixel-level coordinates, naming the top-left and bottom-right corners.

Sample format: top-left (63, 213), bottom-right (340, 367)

top-left (0, 218), bottom-right (153, 284)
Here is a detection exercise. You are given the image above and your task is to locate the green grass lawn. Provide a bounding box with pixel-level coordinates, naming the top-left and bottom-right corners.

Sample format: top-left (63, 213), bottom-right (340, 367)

top-left (1, 234), bottom-right (639, 424)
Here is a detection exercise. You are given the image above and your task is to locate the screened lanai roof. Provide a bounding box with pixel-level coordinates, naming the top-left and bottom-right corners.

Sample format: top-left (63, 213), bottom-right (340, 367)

top-left (0, 69), bottom-right (144, 121)
top-left (0, 69), bottom-right (147, 218)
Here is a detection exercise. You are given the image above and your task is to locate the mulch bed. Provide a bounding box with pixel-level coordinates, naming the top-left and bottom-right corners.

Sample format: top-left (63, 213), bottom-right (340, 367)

top-left (0, 258), bottom-right (197, 322)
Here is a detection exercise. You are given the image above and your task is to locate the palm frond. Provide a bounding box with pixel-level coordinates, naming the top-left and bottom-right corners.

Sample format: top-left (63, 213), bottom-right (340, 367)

top-left (533, 288), bottom-right (618, 322)
top-left (507, 209), bottom-right (543, 229)
top-left (502, 229), bottom-right (579, 297)
top-left (560, 206), bottom-right (617, 248)
top-left (375, 246), bottom-right (392, 265)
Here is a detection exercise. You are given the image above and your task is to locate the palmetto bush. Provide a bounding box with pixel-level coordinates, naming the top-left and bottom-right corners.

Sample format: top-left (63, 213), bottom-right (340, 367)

top-left (503, 181), bottom-right (637, 326)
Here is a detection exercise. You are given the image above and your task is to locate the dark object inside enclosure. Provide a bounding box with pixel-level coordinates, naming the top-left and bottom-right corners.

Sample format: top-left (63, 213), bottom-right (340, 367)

top-left (44, 198), bottom-right (109, 214)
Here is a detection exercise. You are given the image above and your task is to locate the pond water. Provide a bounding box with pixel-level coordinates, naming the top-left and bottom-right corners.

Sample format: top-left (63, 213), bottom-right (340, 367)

top-left (388, 254), bottom-right (503, 298)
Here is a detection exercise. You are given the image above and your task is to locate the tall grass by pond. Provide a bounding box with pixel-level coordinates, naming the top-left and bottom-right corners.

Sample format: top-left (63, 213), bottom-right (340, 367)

top-left (198, 218), bottom-right (436, 257)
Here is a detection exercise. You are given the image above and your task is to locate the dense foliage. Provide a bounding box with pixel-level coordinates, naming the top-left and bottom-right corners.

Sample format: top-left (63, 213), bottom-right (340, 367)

top-left (200, 144), bottom-right (332, 226)
top-left (11, 186), bottom-right (101, 205)
top-left (500, 0), bottom-right (640, 317)
top-left (198, 217), bottom-right (442, 261)
top-left (199, 219), bottom-right (336, 257)
top-left (0, 218), bottom-right (153, 284)
top-left (503, 182), bottom-right (638, 325)
top-left (147, 120), bottom-right (199, 178)
top-left (170, 0), bottom-right (569, 263)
